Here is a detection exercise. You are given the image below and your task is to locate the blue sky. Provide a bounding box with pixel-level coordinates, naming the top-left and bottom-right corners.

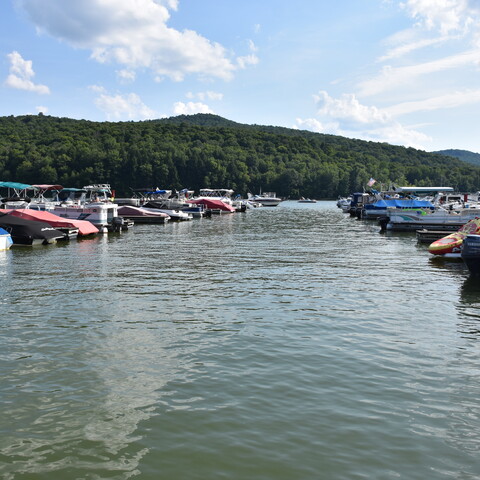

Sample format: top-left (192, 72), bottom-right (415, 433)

top-left (1, 0), bottom-right (480, 153)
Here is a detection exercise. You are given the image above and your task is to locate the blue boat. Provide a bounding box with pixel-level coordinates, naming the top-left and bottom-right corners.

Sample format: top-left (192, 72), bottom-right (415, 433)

top-left (0, 226), bottom-right (13, 250)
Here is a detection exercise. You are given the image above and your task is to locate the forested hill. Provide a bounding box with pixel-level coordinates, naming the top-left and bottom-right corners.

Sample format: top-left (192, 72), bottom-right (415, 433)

top-left (435, 149), bottom-right (480, 167)
top-left (0, 113), bottom-right (479, 198)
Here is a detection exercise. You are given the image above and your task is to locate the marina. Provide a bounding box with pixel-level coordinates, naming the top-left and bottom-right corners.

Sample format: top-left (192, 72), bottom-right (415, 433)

top-left (2, 200), bottom-right (480, 479)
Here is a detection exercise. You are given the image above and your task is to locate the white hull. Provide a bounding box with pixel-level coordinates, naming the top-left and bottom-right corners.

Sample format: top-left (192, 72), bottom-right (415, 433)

top-left (53, 202), bottom-right (119, 228)
top-left (386, 208), bottom-right (480, 231)
top-left (0, 234), bottom-right (13, 250)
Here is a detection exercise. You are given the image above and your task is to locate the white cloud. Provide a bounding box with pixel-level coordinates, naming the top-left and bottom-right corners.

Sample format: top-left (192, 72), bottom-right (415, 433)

top-left (18, 0), bottom-right (254, 82)
top-left (359, 49), bottom-right (480, 96)
top-left (4, 51), bottom-right (50, 94)
top-left (400, 0), bottom-right (474, 36)
top-left (89, 84), bottom-right (106, 93)
top-left (385, 88), bottom-right (480, 115)
top-left (116, 69), bottom-right (136, 83)
top-left (378, 35), bottom-right (450, 61)
top-left (173, 101), bottom-right (214, 115)
top-left (314, 91), bottom-right (390, 127)
top-left (186, 91), bottom-right (223, 101)
top-left (36, 105), bottom-right (48, 114)
top-left (237, 54), bottom-right (259, 69)
top-left (94, 92), bottom-right (156, 120)
top-left (295, 91), bottom-right (431, 149)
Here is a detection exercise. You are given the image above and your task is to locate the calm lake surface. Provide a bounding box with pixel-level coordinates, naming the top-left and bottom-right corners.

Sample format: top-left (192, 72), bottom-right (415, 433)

top-left (2, 201), bottom-right (480, 479)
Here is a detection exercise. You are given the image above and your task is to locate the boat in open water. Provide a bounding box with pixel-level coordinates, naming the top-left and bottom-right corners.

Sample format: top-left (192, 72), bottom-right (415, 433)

top-left (247, 192), bottom-right (282, 207)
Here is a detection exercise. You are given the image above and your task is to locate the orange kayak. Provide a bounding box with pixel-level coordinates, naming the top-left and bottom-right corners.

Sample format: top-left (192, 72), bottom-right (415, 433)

top-left (428, 217), bottom-right (480, 255)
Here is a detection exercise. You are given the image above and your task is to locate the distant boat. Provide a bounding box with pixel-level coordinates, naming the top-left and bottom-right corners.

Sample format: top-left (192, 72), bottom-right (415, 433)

top-left (247, 192), bottom-right (282, 207)
top-left (298, 197), bottom-right (317, 203)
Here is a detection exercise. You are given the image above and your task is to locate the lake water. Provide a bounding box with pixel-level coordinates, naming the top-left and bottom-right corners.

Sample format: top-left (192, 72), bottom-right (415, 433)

top-left (2, 201), bottom-right (480, 479)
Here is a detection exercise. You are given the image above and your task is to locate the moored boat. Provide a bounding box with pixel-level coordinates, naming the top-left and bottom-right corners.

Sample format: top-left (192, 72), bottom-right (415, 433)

top-left (0, 212), bottom-right (65, 246)
top-left (461, 234), bottom-right (480, 275)
top-left (0, 227), bottom-right (13, 250)
top-left (118, 205), bottom-right (170, 224)
top-left (8, 209), bottom-right (99, 237)
top-left (428, 218), bottom-right (480, 256)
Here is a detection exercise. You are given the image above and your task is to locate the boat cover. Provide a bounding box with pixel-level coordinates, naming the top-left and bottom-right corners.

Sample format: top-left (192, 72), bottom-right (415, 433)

top-left (8, 209), bottom-right (99, 236)
top-left (188, 198), bottom-right (236, 212)
top-left (365, 199), bottom-right (434, 210)
top-left (118, 206), bottom-right (169, 217)
top-left (0, 212), bottom-right (65, 243)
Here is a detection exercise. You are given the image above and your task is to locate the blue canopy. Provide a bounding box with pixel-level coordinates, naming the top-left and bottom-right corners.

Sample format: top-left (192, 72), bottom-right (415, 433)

top-left (0, 181), bottom-right (32, 190)
top-left (365, 199), bottom-right (434, 210)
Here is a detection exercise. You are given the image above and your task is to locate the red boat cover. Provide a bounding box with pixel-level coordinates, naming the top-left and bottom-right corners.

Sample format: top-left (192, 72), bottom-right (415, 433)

top-left (188, 198), bottom-right (235, 212)
top-left (9, 209), bottom-right (99, 235)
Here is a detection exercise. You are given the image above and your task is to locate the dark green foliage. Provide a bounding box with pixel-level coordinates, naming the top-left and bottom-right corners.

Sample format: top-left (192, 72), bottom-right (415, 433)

top-left (435, 149), bottom-right (480, 167)
top-left (0, 113), bottom-right (478, 198)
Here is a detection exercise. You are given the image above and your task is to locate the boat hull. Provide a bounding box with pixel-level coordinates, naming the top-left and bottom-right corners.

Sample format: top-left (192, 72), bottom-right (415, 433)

top-left (462, 235), bottom-right (480, 275)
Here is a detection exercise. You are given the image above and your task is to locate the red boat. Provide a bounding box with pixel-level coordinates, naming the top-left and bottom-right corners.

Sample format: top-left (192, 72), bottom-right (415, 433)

top-left (188, 198), bottom-right (235, 213)
top-left (8, 209), bottom-right (99, 236)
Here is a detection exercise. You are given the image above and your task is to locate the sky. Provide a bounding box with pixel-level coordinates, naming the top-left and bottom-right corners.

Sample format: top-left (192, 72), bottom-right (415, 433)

top-left (1, 0), bottom-right (480, 153)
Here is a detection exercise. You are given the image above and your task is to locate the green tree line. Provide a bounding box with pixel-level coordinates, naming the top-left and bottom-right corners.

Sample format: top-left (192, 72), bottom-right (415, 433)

top-left (1, 113), bottom-right (479, 198)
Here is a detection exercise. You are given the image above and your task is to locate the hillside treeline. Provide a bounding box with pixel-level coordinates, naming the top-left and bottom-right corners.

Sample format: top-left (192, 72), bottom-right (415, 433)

top-left (0, 113), bottom-right (479, 198)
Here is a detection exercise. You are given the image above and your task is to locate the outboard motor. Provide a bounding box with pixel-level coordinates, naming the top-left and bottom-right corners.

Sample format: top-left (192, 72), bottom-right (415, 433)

top-left (111, 216), bottom-right (124, 232)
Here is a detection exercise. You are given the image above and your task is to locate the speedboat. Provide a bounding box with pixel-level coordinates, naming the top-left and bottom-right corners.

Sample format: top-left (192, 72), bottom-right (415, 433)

top-left (118, 205), bottom-right (170, 224)
top-left (247, 192), bottom-right (282, 207)
top-left (187, 197), bottom-right (236, 213)
top-left (142, 201), bottom-right (193, 221)
top-left (0, 227), bottom-right (13, 250)
top-left (298, 197), bottom-right (317, 203)
top-left (0, 212), bottom-right (65, 246)
top-left (8, 209), bottom-right (99, 237)
top-left (53, 184), bottom-right (126, 232)
top-left (428, 218), bottom-right (480, 257)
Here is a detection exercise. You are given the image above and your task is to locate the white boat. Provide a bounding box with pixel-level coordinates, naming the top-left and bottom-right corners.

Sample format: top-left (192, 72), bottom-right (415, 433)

top-left (117, 205), bottom-right (170, 224)
top-left (298, 197), bottom-right (317, 203)
top-left (383, 206), bottom-right (480, 232)
top-left (247, 192), bottom-right (282, 207)
top-left (193, 188), bottom-right (235, 206)
top-left (53, 184), bottom-right (126, 232)
top-left (0, 227), bottom-right (13, 250)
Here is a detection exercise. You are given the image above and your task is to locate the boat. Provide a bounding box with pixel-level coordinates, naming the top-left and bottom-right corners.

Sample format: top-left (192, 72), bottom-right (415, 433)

top-left (298, 197), bottom-right (317, 203)
top-left (461, 235), bottom-right (480, 275)
top-left (363, 198), bottom-right (435, 220)
top-left (0, 181), bottom-right (33, 209)
top-left (381, 206), bottom-right (480, 232)
top-left (0, 212), bottom-right (66, 246)
top-left (7, 209), bottom-right (99, 238)
top-left (117, 205), bottom-right (170, 224)
top-left (0, 227), bottom-right (13, 250)
top-left (428, 218), bottom-right (480, 257)
top-left (187, 197), bottom-right (236, 213)
top-left (53, 184), bottom-right (127, 232)
top-left (247, 192), bottom-right (282, 207)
